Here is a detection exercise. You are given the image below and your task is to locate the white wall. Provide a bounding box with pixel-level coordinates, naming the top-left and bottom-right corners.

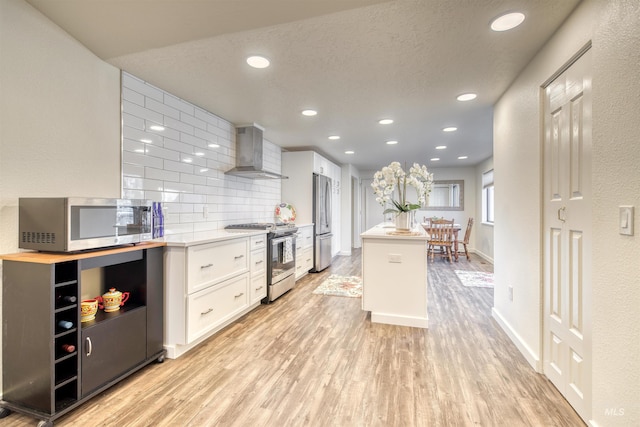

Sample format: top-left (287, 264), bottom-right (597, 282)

top-left (340, 164), bottom-right (361, 252)
top-left (475, 157), bottom-right (494, 262)
top-left (493, 1), bottom-right (639, 425)
top-left (0, 0), bottom-right (122, 395)
top-left (418, 166), bottom-right (477, 249)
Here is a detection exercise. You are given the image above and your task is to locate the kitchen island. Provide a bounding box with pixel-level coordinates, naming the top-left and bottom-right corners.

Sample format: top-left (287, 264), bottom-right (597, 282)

top-left (361, 222), bottom-right (429, 328)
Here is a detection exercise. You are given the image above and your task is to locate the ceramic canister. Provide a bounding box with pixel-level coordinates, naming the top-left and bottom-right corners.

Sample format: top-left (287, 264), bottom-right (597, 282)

top-left (80, 299), bottom-right (98, 322)
top-left (101, 288), bottom-right (130, 313)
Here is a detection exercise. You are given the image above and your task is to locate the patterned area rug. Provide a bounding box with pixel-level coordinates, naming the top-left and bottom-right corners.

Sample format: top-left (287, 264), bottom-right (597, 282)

top-left (455, 270), bottom-right (494, 288)
top-left (312, 275), bottom-right (363, 298)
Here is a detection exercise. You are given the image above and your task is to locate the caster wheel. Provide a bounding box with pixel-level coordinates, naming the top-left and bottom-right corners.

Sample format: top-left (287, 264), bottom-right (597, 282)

top-left (156, 354), bottom-right (165, 363)
top-left (0, 407), bottom-right (11, 418)
top-left (37, 420), bottom-right (53, 427)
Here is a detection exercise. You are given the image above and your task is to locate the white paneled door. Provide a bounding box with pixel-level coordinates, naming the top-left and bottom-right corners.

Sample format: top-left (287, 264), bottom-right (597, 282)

top-left (542, 47), bottom-right (592, 423)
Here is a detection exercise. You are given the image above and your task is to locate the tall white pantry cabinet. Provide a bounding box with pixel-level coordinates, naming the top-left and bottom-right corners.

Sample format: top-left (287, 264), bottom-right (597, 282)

top-left (281, 151), bottom-right (341, 258)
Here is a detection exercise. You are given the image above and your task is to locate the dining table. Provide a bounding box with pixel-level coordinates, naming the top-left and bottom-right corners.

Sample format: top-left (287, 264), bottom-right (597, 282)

top-left (421, 222), bottom-right (462, 261)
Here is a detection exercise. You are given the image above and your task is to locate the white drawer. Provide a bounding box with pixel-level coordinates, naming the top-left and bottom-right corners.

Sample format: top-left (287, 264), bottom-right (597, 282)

top-left (299, 227), bottom-right (313, 249)
top-left (301, 246), bottom-right (314, 270)
top-left (250, 234), bottom-right (267, 251)
top-left (187, 273), bottom-right (249, 343)
top-left (250, 248), bottom-right (266, 276)
top-left (187, 239), bottom-right (248, 294)
top-left (250, 274), bottom-right (266, 304)
top-left (295, 247), bottom-right (314, 279)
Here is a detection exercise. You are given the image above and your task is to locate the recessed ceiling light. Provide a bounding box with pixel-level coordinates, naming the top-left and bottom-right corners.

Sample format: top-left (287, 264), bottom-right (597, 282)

top-left (457, 93), bottom-right (477, 101)
top-left (345, 150), bottom-right (355, 154)
top-left (436, 145), bottom-right (447, 150)
top-left (386, 140), bottom-right (398, 145)
top-left (328, 135), bottom-right (340, 140)
top-left (491, 12), bottom-right (525, 32)
top-left (430, 158), bottom-right (440, 161)
top-left (194, 152), bottom-right (204, 156)
top-left (246, 55), bottom-right (270, 68)
top-left (200, 168), bottom-right (209, 173)
top-left (208, 143), bottom-right (220, 148)
top-left (458, 156), bottom-right (468, 160)
top-left (302, 109), bottom-right (317, 116)
top-left (442, 127), bottom-right (457, 132)
top-left (140, 139), bottom-right (152, 143)
top-left (378, 119), bottom-right (394, 125)
top-left (149, 125), bottom-right (165, 131)
top-left (183, 158), bottom-right (193, 163)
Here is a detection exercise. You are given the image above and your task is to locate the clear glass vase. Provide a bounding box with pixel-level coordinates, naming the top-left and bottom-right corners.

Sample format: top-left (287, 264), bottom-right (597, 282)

top-left (395, 211), bottom-right (411, 231)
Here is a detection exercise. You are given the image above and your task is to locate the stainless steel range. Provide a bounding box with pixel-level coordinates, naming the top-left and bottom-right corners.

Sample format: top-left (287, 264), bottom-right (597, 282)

top-left (225, 223), bottom-right (298, 303)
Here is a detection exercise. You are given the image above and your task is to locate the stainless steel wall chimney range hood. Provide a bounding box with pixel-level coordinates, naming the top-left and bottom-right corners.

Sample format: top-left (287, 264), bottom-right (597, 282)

top-left (225, 124), bottom-right (288, 179)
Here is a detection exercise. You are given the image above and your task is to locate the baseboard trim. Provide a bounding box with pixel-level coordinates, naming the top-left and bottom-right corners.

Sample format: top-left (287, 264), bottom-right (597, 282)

top-left (491, 307), bottom-right (542, 371)
top-left (472, 248), bottom-right (494, 264)
top-left (371, 312), bottom-right (428, 329)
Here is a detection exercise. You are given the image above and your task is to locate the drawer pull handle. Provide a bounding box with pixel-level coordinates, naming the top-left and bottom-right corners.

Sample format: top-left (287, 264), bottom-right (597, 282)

top-left (256, 240), bottom-right (263, 244)
top-left (85, 337), bottom-right (92, 357)
top-left (201, 263), bottom-right (214, 269)
top-left (255, 260), bottom-right (263, 264)
top-left (255, 286), bottom-right (263, 291)
top-left (234, 255), bottom-right (245, 259)
top-left (234, 292), bottom-right (245, 298)
top-left (201, 308), bottom-right (213, 316)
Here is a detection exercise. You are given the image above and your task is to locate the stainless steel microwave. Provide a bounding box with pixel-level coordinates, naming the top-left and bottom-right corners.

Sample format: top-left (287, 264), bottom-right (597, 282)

top-left (19, 197), bottom-right (153, 252)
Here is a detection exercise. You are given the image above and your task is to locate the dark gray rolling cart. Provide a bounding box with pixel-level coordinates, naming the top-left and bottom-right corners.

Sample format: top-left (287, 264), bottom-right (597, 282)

top-left (0, 243), bottom-right (166, 426)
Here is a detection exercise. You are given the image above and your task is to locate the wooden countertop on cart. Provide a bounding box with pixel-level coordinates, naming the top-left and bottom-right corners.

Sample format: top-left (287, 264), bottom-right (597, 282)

top-left (0, 241), bottom-right (166, 264)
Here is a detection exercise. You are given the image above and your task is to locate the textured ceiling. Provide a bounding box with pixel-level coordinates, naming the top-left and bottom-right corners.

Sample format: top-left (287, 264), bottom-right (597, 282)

top-left (26, 0), bottom-right (581, 171)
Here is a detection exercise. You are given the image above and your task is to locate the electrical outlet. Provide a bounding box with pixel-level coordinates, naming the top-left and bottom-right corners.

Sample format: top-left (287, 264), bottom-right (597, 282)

top-left (508, 286), bottom-right (514, 301)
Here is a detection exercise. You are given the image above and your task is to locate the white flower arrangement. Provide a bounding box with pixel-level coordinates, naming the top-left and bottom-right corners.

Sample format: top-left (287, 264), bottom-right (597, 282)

top-left (371, 161), bottom-right (434, 214)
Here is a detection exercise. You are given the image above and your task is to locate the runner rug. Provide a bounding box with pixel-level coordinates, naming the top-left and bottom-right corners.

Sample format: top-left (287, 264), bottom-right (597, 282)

top-left (312, 274), bottom-right (363, 298)
top-left (454, 270), bottom-right (494, 288)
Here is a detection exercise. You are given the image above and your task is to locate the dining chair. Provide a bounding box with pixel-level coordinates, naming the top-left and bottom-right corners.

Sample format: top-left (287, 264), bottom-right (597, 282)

top-left (458, 218), bottom-right (474, 261)
top-left (426, 218), bottom-right (455, 262)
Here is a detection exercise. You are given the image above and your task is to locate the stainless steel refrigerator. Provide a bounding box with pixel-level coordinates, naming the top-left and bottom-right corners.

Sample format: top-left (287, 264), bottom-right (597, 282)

top-left (312, 173), bottom-right (332, 272)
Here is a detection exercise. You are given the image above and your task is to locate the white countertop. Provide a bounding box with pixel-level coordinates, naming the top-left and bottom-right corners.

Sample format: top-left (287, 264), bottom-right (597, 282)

top-left (158, 229), bottom-right (267, 247)
top-left (360, 222), bottom-right (429, 241)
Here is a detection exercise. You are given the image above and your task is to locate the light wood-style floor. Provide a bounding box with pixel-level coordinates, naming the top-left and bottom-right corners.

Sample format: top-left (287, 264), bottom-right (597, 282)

top-left (3, 250), bottom-right (585, 426)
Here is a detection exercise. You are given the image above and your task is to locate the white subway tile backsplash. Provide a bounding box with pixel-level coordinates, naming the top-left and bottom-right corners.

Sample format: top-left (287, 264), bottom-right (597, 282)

top-left (145, 145), bottom-right (181, 162)
top-left (180, 173), bottom-right (207, 186)
top-left (180, 132), bottom-right (208, 148)
top-left (164, 159), bottom-right (195, 174)
top-left (122, 88), bottom-right (145, 106)
top-left (180, 112), bottom-right (207, 131)
top-left (146, 97), bottom-right (180, 120)
top-left (123, 163), bottom-right (144, 177)
top-left (164, 93), bottom-right (195, 116)
top-left (145, 167), bottom-right (180, 182)
top-left (123, 100), bottom-right (163, 124)
top-left (122, 113), bottom-right (145, 130)
top-left (123, 151), bottom-right (164, 169)
top-left (122, 71), bottom-right (282, 232)
top-left (164, 116), bottom-right (195, 135)
top-left (122, 73), bottom-right (164, 102)
top-left (164, 182), bottom-right (194, 193)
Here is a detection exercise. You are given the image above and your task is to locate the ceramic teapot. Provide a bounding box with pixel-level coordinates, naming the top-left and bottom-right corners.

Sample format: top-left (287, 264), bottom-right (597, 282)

top-left (99, 287), bottom-right (130, 312)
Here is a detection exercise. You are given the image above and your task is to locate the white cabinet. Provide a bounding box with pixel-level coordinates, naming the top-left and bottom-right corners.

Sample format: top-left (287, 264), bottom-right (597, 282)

top-left (282, 151), bottom-right (341, 256)
top-left (249, 234), bottom-right (267, 304)
top-left (187, 239), bottom-right (247, 294)
top-left (313, 152), bottom-right (330, 176)
top-left (187, 273), bottom-right (249, 343)
top-left (164, 232), bottom-right (267, 359)
top-left (295, 225), bottom-right (314, 279)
